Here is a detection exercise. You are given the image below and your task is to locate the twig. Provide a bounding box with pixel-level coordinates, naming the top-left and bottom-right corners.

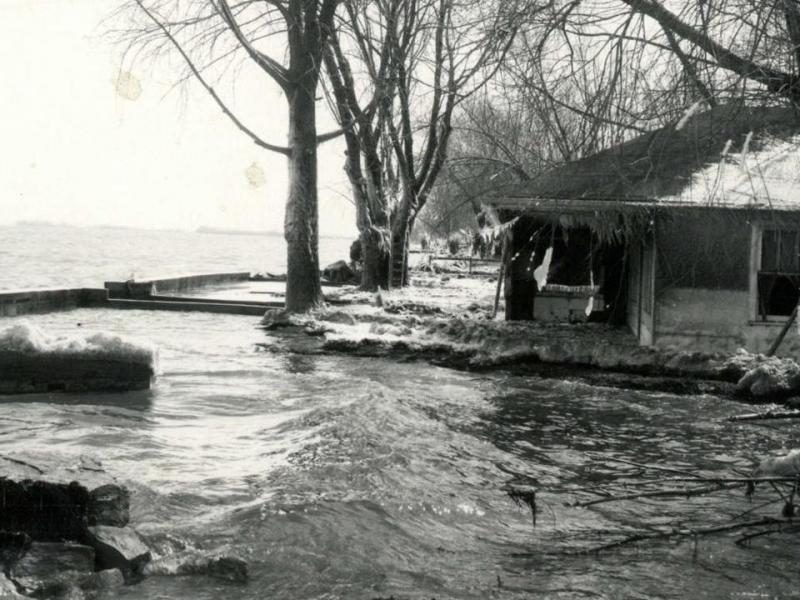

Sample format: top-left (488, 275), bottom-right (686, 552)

top-left (609, 477), bottom-right (798, 486)
top-left (726, 496), bottom-right (785, 522)
top-left (571, 483), bottom-right (738, 508)
top-left (0, 454), bottom-right (45, 475)
top-left (735, 522), bottom-right (800, 546)
top-left (727, 410), bottom-right (800, 422)
top-left (593, 455), bottom-right (704, 479)
top-left (538, 518), bottom-right (785, 555)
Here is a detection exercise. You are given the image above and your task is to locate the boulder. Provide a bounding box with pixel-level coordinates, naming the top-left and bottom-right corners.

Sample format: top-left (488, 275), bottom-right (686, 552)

top-left (10, 542), bottom-right (95, 590)
top-left (12, 568), bottom-right (124, 599)
top-left (84, 568), bottom-right (125, 591)
top-left (85, 526), bottom-right (150, 581)
top-left (736, 357), bottom-right (800, 398)
top-left (752, 449), bottom-right (800, 478)
top-left (0, 532), bottom-right (31, 572)
top-left (0, 452), bottom-right (129, 542)
top-left (88, 485), bottom-right (130, 528)
top-left (206, 556), bottom-right (249, 583)
top-left (0, 480), bottom-right (90, 543)
top-left (259, 309), bottom-right (296, 331)
top-left (322, 260), bottom-right (356, 284)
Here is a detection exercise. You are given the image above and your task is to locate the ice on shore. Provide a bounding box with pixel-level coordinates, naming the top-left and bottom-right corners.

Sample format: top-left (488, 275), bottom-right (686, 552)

top-left (0, 322), bottom-right (156, 367)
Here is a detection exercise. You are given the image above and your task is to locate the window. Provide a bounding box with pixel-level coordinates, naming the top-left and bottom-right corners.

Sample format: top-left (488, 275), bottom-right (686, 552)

top-left (758, 229), bottom-right (800, 318)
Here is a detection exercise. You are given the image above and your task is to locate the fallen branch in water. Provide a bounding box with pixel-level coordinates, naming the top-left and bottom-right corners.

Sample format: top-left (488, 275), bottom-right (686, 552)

top-left (0, 454), bottom-right (44, 474)
top-left (570, 482), bottom-right (739, 507)
top-left (570, 517), bottom-right (786, 554)
top-left (592, 455), bottom-right (703, 479)
top-left (510, 517), bottom-right (787, 557)
top-left (735, 521), bottom-right (800, 546)
top-left (604, 476), bottom-right (797, 486)
top-left (727, 410), bottom-right (800, 422)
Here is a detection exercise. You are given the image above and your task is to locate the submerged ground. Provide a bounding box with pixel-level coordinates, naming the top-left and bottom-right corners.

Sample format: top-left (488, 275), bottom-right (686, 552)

top-left (2, 308), bottom-right (799, 599)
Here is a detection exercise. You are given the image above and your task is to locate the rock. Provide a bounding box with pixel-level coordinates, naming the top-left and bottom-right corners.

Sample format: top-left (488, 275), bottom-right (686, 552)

top-left (786, 396), bottom-right (800, 409)
top-left (144, 551), bottom-right (248, 583)
top-left (0, 452), bottom-right (128, 542)
top-left (85, 526), bottom-right (150, 580)
top-left (0, 480), bottom-right (90, 543)
top-left (206, 556), bottom-right (248, 583)
top-left (88, 485), bottom-right (130, 528)
top-left (10, 542), bottom-right (94, 583)
top-left (259, 309), bottom-right (296, 331)
top-left (752, 449), bottom-right (800, 478)
top-left (81, 568), bottom-right (125, 591)
top-left (349, 239), bottom-right (362, 263)
top-left (322, 260), bottom-right (356, 284)
top-left (0, 532), bottom-right (31, 572)
top-left (13, 569), bottom-right (123, 600)
top-left (736, 357), bottom-right (800, 398)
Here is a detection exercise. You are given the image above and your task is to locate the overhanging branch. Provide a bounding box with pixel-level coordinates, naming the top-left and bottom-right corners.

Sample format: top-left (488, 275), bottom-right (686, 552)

top-left (133, 0), bottom-right (292, 156)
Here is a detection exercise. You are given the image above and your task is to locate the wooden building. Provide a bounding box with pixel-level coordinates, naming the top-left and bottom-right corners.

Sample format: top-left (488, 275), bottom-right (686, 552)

top-left (490, 104), bottom-right (800, 356)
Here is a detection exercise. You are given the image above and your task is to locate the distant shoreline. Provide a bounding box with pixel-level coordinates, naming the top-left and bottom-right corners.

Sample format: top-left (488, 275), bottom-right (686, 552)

top-left (196, 226), bottom-right (281, 237)
top-left (6, 222), bottom-right (353, 240)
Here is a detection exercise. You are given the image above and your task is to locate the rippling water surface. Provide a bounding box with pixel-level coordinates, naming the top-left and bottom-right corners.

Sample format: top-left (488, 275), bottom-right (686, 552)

top-left (2, 225), bottom-right (799, 598)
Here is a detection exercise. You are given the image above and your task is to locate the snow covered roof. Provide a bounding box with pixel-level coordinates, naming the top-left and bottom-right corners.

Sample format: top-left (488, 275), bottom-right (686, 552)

top-left (492, 104), bottom-right (800, 213)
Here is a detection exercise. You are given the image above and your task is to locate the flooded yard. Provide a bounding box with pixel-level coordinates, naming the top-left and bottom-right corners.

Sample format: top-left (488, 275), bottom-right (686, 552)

top-left (1, 308), bottom-right (797, 599)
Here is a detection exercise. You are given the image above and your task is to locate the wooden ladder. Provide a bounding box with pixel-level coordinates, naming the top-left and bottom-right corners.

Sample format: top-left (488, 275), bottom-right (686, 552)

top-left (390, 231), bottom-right (407, 288)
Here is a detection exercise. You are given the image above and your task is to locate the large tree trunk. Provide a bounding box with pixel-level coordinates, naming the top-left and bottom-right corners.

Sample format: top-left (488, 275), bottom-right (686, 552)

top-left (284, 84), bottom-right (323, 313)
top-left (361, 230), bottom-right (391, 291)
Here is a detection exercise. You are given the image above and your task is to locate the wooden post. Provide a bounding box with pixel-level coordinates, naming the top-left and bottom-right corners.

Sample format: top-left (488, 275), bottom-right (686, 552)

top-left (767, 304), bottom-right (799, 356)
top-left (492, 235), bottom-right (509, 319)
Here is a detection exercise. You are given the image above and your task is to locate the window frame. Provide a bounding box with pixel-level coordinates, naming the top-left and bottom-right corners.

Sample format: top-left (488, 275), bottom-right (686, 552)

top-left (752, 222), bottom-right (800, 322)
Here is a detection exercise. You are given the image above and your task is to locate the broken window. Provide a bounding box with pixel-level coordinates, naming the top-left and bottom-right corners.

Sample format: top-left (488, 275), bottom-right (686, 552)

top-left (758, 229), bottom-right (800, 318)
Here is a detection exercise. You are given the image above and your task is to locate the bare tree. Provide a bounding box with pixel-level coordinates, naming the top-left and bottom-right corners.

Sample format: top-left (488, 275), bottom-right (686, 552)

top-left (321, 0), bottom-right (528, 289)
top-left (618, 0), bottom-right (800, 104)
top-left (118, 0), bottom-right (345, 312)
top-left (513, 0), bottom-right (800, 138)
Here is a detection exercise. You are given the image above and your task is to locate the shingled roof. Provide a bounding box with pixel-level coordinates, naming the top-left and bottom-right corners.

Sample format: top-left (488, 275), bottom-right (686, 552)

top-left (492, 104), bottom-right (800, 212)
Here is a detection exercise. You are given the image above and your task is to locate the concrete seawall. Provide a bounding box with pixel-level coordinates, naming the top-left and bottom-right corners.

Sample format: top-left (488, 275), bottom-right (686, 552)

top-left (0, 288), bottom-right (108, 317)
top-left (105, 272), bottom-right (251, 299)
top-left (0, 272), bottom-right (271, 318)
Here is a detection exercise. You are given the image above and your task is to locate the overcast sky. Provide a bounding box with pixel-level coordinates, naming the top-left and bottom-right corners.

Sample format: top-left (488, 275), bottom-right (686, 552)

top-left (0, 0), bottom-right (356, 236)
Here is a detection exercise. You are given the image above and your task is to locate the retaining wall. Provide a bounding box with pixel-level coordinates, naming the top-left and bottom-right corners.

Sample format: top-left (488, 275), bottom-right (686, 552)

top-left (0, 288), bottom-right (108, 317)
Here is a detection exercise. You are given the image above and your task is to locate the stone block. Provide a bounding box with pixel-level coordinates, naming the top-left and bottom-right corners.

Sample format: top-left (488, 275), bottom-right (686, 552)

top-left (86, 526), bottom-right (151, 580)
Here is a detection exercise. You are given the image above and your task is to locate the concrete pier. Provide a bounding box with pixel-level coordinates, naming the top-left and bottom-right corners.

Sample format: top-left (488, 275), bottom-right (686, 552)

top-left (0, 288), bottom-right (107, 317)
top-left (104, 272), bottom-right (251, 299)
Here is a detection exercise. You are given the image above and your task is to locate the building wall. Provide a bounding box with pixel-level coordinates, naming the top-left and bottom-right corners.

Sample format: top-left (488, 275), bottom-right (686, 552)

top-left (650, 210), bottom-right (800, 360)
top-left (654, 287), bottom-right (749, 352)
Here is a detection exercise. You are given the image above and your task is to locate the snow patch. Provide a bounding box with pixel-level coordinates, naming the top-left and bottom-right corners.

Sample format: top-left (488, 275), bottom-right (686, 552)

top-left (0, 321), bottom-right (157, 367)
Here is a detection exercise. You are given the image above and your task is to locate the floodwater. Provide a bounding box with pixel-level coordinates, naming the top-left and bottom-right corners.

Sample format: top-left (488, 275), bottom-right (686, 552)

top-left (1, 225), bottom-right (799, 598)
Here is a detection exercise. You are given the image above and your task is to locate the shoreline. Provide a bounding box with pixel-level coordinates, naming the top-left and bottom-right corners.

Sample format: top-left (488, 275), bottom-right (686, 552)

top-left (2, 268), bottom-right (799, 403)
